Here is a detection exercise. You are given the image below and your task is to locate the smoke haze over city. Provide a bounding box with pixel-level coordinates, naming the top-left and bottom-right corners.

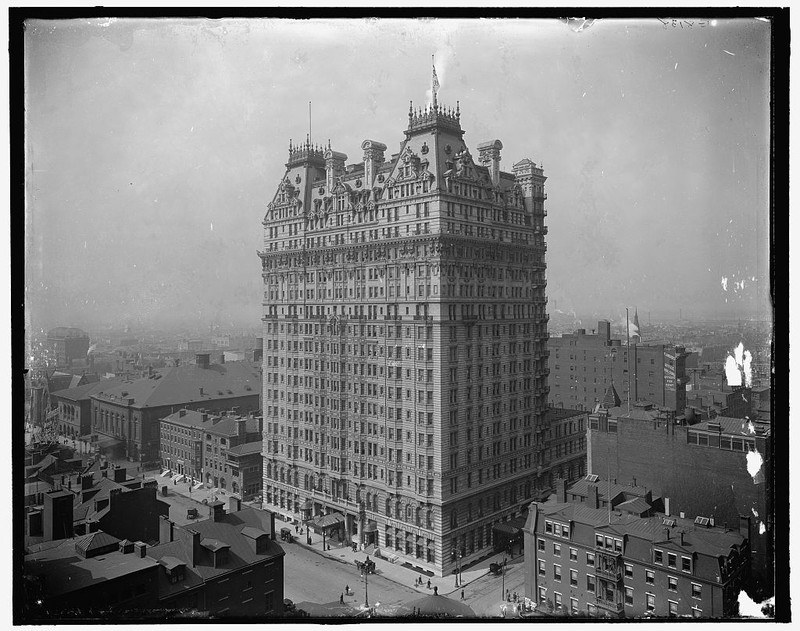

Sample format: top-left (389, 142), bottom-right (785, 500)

top-left (24, 18), bottom-right (772, 333)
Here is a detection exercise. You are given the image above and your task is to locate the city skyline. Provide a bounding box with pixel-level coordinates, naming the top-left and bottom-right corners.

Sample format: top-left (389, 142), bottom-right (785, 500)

top-left (24, 17), bottom-right (772, 333)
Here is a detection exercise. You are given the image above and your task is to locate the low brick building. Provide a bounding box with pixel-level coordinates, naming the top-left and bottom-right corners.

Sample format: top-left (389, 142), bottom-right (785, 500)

top-left (88, 354), bottom-right (261, 465)
top-left (523, 481), bottom-right (750, 618)
top-left (159, 409), bottom-right (262, 498)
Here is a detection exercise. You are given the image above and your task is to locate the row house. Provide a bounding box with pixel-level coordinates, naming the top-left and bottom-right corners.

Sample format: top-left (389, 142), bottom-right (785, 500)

top-left (523, 480), bottom-right (749, 618)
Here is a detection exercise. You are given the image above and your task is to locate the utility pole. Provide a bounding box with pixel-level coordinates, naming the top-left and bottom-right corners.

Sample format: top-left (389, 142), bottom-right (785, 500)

top-left (501, 556), bottom-right (508, 600)
top-left (362, 563), bottom-right (369, 609)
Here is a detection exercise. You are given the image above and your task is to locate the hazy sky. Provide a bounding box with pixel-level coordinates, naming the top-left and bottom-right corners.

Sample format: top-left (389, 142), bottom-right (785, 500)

top-left (24, 17), bottom-right (772, 333)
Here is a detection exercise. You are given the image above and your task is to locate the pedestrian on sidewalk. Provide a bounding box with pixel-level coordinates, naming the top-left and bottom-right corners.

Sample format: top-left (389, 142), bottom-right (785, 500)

top-left (427, 579), bottom-right (431, 590)
top-left (340, 593), bottom-right (344, 604)
top-left (345, 584), bottom-right (350, 596)
top-left (295, 524), bottom-right (299, 533)
top-left (461, 589), bottom-right (465, 600)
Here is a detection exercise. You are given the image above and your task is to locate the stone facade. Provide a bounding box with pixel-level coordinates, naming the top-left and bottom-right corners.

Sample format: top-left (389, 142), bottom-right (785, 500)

top-left (259, 97), bottom-right (550, 576)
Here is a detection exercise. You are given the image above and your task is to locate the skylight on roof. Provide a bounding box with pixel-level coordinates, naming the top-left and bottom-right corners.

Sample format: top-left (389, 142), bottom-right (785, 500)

top-left (694, 516), bottom-right (710, 526)
top-left (585, 474), bottom-right (599, 483)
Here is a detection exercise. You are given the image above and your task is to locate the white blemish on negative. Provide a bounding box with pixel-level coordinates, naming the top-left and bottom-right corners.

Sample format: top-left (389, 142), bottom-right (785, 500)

top-left (721, 276), bottom-right (728, 291)
top-left (746, 450), bottom-right (763, 480)
top-left (725, 342), bottom-right (752, 387)
top-left (738, 592), bottom-right (772, 618)
top-left (759, 522), bottom-right (766, 534)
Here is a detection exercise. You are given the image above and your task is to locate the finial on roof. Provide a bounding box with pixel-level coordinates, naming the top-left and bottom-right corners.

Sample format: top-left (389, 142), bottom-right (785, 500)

top-left (328, 139), bottom-right (331, 150)
top-left (409, 101), bottom-right (413, 118)
top-left (289, 139), bottom-right (293, 153)
top-left (456, 101), bottom-right (460, 117)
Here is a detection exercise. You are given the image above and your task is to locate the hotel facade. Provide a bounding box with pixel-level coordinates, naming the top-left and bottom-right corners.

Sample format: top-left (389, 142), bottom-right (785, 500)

top-left (259, 94), bottom-right (550, 576)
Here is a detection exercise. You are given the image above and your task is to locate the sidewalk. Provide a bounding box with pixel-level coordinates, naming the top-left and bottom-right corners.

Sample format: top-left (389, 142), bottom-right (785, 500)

top-left (156, 475), bottom-right (521, 599)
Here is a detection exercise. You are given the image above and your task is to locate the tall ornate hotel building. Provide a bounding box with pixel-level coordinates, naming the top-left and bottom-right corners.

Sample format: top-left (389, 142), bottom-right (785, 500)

top-left (259, 95), bottom-right (550, 576)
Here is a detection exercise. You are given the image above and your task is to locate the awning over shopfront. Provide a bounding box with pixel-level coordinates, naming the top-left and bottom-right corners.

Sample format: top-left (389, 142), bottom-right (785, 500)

top-left (310, 512), bottom-right (345, 530)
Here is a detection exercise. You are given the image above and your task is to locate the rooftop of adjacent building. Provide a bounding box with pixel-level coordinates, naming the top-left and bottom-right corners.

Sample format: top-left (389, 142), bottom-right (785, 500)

top-left (148, 504), bottom-right (284, 597)
top-left (89, 354), bottom-right (260, 409)
top-left (545, 408), bottom-right (588, 422)
top-left (691, 416), bottom-right (770, 437)
top-left (531, 493), bottom-right (748, 560)
top-left (50, 377), bottom-right (124, 402)
top-left (24, 532), bottom-right (158, 596)
top-left (161, 408), bottom-right (262, 437)
top-left (226, 441), bottom-right (263, 456)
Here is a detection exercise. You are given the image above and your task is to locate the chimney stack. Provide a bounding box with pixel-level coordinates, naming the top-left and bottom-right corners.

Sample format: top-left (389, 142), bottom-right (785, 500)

top-left (324, 148), bottom-right (348, 191)
top-left (196, 353), bottom-right (210, 369)
top-left (739, 515), bottom-right (751, 539)
top-left (588, 483), bottom-right (600, 509)
top-left (209, 500), bottom-right (226, 522)
top-left (113, 467), bottom-right (127, 483)
top-left (556, 478), bottom-right (567, 503)
top-left (477, 140), bottom-right (503, 186)
top-left (159, 515), bottom-right (174, 544)
top-left (229, 497), bottom-right (242, 513)
top-left (133, 541), bottom-right (147, 558)
top-left (237, 418), bottom-right (247, 440)
top-left (361, 140), bottom-right (387, 186)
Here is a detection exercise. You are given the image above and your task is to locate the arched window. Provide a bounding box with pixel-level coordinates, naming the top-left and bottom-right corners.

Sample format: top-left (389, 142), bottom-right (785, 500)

top-left (426, 509), bottom-right (433, 529)
top-left (415, 507), bottom-right (421, 526)
top-left (386, 498), bottom-right (392, 517)
top-left (304, 474), bottom-right (309, 490)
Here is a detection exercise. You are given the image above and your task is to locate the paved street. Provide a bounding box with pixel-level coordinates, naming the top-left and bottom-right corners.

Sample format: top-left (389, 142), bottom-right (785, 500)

top-left (460, 557), bottom-right (526, 617)
top-left (139, 463), bottom-right (529, 618)
top-left (281, 539), bottom-right (419, 612)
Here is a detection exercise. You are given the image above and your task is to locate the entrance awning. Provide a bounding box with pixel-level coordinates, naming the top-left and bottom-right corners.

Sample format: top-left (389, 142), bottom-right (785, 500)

top-left (310, 512), bottom-right (345, 530)
top-left (363, 521), bottom-right (378, 534)
top-left (300, 499), bottom-right (314, 510)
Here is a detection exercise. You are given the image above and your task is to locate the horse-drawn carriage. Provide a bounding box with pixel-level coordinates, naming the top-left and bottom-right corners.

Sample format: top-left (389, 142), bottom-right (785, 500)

top-left (354, 557), bottom-right (376, 574)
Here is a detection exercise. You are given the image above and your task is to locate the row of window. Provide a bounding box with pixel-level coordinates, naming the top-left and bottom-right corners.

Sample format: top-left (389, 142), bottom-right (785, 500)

top-left (537, 587), bottom-right (703, 617)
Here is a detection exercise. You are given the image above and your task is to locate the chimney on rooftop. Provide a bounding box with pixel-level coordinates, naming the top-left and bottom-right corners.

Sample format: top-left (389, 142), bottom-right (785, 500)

top-left (664, 498), bottom-right (670, 516)
top-left (113, 467), bottom-right (127, 483)
top-left (325, 148), bottom-right (347, 191)
top-left (361, 140), bottom-right (387, 186)
top-left (159, 515), bottom-right (174, 544)
top-left (588, 484), bottom-right (600, 509)
top-left (477, 139), bottom-right (503, 186)
top-left (229, 497), bottom-right (242, 513)
top-left (209, 501), bottom-right (226, 522)
top-left (133, 541), bottom-right (147, 558)
top-left (196, 353), bottom-right (210, 369)
top-left (237, 418), bottom-right (247, 440)
top-left (556, 478), bottom-right (567, 503)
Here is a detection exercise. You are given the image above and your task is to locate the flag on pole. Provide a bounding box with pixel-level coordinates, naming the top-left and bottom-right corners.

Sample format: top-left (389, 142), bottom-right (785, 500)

top-left (629, 307), bottom-right (641, 339)
top-left (432, 63), bottom-right (440, 97)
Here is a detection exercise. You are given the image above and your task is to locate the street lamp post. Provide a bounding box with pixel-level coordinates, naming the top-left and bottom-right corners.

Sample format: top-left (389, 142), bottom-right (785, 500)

top-left (501, 556), bottom-right (508, 601)
top-left (361, 567), bottom-right (369, 608)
